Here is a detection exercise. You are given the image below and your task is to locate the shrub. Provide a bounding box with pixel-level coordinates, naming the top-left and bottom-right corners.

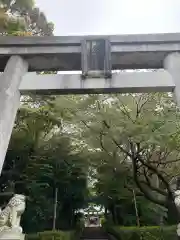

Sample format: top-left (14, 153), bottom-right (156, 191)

top-left (105, 225), bottom-right (177, 240)
top-left (25, 230), bottom-right (75, 240)
top-left (25, 233), bottom-right (40, 240)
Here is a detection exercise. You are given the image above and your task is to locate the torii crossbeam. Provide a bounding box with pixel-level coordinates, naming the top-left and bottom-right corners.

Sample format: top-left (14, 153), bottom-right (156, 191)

top-left (0, 32), bottom-right (180, 173)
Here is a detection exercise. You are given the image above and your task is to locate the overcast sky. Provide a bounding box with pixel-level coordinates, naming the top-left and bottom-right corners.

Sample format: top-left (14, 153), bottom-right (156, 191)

top-left (35, 0), bottom-right (180, 36)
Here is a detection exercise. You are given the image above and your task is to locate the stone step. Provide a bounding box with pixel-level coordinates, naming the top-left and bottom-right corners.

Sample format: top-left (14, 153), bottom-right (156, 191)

top-left (81, 227), bottom-right (109, 240)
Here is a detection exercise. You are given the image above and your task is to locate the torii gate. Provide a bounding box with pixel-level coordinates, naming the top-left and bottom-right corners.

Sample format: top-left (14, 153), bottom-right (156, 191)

top-left (0, 32), bottom-right (180, 174)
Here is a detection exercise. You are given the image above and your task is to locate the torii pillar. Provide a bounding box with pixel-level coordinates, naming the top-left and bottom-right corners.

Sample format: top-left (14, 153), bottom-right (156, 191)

top-left (0, 56), bottom-right (28, 173)
top-left (164, 53), bottom-right (180, 106)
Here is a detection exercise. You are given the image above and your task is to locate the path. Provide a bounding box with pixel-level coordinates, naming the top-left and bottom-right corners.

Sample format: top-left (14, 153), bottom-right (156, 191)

top-left (81, 227), bottom-right (109, 240)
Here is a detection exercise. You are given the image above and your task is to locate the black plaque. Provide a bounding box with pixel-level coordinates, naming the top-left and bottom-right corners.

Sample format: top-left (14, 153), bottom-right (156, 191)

top-left (81, 38), bottom-right (111, 79)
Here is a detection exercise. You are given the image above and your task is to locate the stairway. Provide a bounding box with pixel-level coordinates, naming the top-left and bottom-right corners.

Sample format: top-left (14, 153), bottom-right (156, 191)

top-left (81, 227), bottom-right (109, 240)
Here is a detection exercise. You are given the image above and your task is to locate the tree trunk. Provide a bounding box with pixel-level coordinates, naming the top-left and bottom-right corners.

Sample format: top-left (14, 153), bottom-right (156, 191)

top-left (133, 189), bottom-right (140, 227)
top-left (113, 205), bottom-right (118, 225)
top-left (166, 198), bottom-right (180, 224)
top-left (52, 187), bottom-right (58, 230)
top-left (105, 207), bottom-right (108, 218)
top-left (109, 204), bottom-right (116, 224)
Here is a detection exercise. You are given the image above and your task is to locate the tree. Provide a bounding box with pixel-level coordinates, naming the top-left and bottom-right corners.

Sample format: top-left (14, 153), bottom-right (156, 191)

top-left (0, 0), bottom-right (55, 210)
top-left (0, 0), bottom-right (54, 35)
top-left (0, 97), bottom-right (88, 232)
top-left (0, 0), bottom-right (90, 233)
top-left (55, 93), bottom-right (180, 224)
top-left (22, 132), bottom-right (88, 232)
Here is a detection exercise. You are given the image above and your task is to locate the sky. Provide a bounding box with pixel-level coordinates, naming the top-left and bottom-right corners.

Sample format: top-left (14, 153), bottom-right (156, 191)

top-left (35, 0), bottom-right (180, 36)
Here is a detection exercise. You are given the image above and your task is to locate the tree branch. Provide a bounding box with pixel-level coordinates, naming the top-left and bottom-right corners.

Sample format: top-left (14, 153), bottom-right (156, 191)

top-left (140, 179), bottom-right (167, 196)
top-left (131, 156), bottom-right (165, 206)
top-left (102, 120), bottom-right (132, 157)
top-left (137, 153), bottom-right (173, 198)
top-left (149, 158), bottom-right (180, 165)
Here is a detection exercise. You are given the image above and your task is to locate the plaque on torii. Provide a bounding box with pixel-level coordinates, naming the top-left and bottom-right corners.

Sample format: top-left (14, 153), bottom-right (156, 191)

top-left (81, 38), bottom-right (112, 79)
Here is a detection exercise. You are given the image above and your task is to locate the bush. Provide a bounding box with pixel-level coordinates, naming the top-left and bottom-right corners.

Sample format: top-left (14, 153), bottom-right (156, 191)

top-left (105, 225), bottom-right (177, 240)
top-left (25, 233), bottom-right (39, 240)
top-left (25, 230), bottom-right (75, 240)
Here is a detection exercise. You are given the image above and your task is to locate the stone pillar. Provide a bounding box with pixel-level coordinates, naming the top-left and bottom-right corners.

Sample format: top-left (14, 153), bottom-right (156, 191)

top-left (177, 224), bottom-right (180, 240)
top-left (165, 53), bottom-right (180, 240)
top-left (0, 56), bottom-right (28, 174)
top-left (164, 53), bottom-right (180, 106)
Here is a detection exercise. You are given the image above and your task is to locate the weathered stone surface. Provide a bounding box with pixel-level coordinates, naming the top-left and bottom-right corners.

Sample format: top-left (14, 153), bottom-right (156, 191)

top-left (0, 33), bottom-right (180, 71)
top-left (0, 229), bottom-right (24, 240)
top-left (0, 56), bottom-right (28, 173)
top-left (164, 53), bottom-right (180, 106)
top-left (17, 70), bottom-right (174, 95)
top-left (0, 194), bottom-right (26, 240)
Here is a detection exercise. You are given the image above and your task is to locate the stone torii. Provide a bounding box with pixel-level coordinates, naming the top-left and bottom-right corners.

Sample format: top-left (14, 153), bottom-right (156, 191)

top-left (0, 33), bottom-right (180, 174)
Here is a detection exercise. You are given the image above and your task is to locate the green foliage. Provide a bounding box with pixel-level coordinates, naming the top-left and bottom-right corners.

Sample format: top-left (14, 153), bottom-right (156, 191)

top-left (105, 225), bottom-right (177, 240)
top-left (1, 90), bottom-right (180, 230)
top-left (58, 93), bottom-right (180, 224)
top-left (0, 0), bottom-right (54, 35)
top-left (26, 233), bottom-right (39, 240)
top-left (1, 0), bottom-right (179, 232)
top-left (25, 231), bottom-right (75, 240)
top-left (0, 97), bottom-right (89, 233)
